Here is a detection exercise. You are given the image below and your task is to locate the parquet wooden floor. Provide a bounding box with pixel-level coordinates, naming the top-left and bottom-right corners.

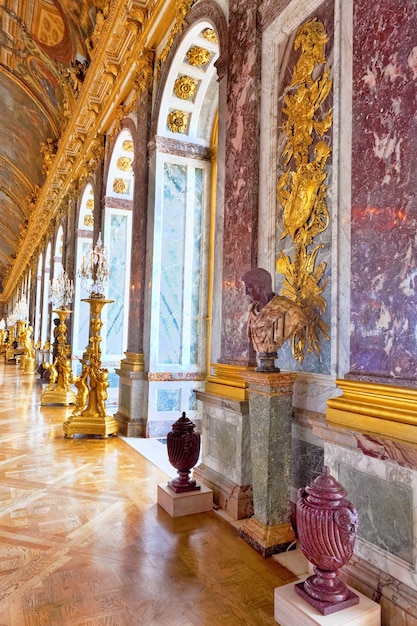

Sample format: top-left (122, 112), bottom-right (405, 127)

top-left (0, 360), bottom-right (296, 625)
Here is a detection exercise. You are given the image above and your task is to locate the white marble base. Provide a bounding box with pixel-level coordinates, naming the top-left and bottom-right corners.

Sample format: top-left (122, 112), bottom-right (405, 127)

top-left (274, 580), bottom-right (381, 626)
top-left (157, 483), bottom-right (213, 518)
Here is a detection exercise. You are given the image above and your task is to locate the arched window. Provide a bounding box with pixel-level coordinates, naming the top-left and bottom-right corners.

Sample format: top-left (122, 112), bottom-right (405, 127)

top-left (41, 243), bottom-right (51, 348)
top-left (147, 22), bottom-right (219, 427)
top-left (103, 128), bottom-right (133, 361)
top-left (72, 184), bottom-right (94, 359)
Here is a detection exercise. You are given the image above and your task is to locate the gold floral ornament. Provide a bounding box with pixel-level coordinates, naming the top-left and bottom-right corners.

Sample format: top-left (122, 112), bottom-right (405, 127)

top-left (122, 140), bottom-right (133, 152)
top-left (174, 75), bottom-right (197, 100)
top-left (86, 199), bottom-right (94, 211)
top-left (113, 178), bottom-right (129, 194)
top-left (276, 17), bottom-right (332, 363)
top-left (84, 214), bottom-right (94, 227)
top-left (167, 110), bottom-right (189, 133)
top-left (202, 28), bottom-right (217, 43)
top-left (186, 46), bottom-right (211, 67)
top-left (117, 157), bottom-right (132, 171)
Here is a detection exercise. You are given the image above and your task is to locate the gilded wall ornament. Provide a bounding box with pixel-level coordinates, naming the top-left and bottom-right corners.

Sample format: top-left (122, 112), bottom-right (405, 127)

top-left (84, 214), bottom-right (94, 227)
top-left (167, 110), bottom-right (189, 133)
top-left (40, 138), bottom-right (58, 175)
top-left (113, 178), bottom-right (129, 194)
top-left (122, 140), bottom-right (133, 152)
top-left (276, 17), bottom-right (332, 363)
top-left (202, 28), bottom-right (217, 43)
top-left (186, 46), bottom-right (211, 67)
top-left (117, 157), bottom-right (132, 171)
top-left (86, 199), bottom-right (94, 211)
top-left (156, 0), bottom-right (196, 80)
top-left (174, 75), bottom-right (197, 100)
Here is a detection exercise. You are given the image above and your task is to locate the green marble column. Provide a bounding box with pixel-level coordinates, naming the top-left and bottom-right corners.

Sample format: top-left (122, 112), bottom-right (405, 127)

top-left (240, 371), bottom-right (297, 557)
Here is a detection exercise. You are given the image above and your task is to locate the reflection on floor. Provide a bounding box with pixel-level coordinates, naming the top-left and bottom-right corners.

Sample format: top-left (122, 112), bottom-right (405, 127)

top-left (0, 360), bottom-right (303, 625)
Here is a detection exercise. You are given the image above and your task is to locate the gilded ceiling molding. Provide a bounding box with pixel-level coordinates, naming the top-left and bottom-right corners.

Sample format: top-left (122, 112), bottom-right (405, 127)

top-left (40, 139), bottom-right (58, 176)
top-left (2, 0), bottom-right (180, 299)
top-left (156, 0), bottom-right (197, 81)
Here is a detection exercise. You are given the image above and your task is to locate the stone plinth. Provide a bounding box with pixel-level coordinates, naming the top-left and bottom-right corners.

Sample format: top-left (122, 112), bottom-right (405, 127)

top-left (274, 580), bottom-right (381, 626)
top-left (193, 389), bottom-right (253, 520)
top-left (240, 371), bottom-right (297, 555)
top-left (157, 483), bottom-right (213, 518)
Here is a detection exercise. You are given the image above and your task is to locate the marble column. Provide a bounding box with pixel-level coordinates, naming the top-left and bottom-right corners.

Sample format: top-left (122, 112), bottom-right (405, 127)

top-left (240, 371), bottom-right (297, 557)
top-left (219, 0), bottom-right (261, 366)
top-left (114, 98), bottom-right (150, 436)
top-left (198, 0), bottom-right (261, 520)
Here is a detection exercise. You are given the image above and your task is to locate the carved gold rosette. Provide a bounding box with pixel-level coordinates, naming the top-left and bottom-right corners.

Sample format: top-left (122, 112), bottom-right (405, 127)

top-left (186, 45), bottom-right (211, 67)
top-left (174, 75), bottom-right (197, 100)
top-left (276, 17), bottom-right (332, 363)
top-left (167, 110), bottom-right (189, 133)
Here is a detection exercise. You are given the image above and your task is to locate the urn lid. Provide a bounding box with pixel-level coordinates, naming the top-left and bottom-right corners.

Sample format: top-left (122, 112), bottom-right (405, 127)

top-left (304, 466), bottom-right (347, 505)
top-left (170, 411), bottom-right (196, 434)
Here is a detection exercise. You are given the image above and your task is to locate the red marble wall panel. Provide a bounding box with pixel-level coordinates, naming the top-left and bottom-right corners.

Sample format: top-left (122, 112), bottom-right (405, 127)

top-left (350, 0), bottom-right (417, 385)
top-left (220, 0), bottom-right (261, 364)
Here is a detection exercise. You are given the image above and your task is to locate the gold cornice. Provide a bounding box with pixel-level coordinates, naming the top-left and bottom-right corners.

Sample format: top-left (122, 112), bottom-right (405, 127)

top-left (2, 0), bottom-right (181, 302)
top-left (205, 363), bottom-right (254, 401)
top-left (326, 379), bottom-right (417, 443)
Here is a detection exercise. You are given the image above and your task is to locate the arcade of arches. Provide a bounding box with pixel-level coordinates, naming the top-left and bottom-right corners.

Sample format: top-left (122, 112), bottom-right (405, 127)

top-left (1, 0), bottom-right (417, 623)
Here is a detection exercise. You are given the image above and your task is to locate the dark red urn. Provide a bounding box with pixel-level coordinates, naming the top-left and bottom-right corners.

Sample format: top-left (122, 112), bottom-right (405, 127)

top-left (295, 466), bottom-right (359, 615)
top-left (167, 412), bottom-right (201, 493)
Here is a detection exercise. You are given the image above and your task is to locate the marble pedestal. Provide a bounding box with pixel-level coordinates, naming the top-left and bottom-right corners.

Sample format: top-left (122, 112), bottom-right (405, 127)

top-left (114, 353), bottom-right (146, 437)
top-left (157, 482), bottom-right (213, 518)
top-left (274, 580), bottom-right (381, 626)
top-left (193, 390), bottom-right (253, 520)
top-left (240, 371), bottom-right (297, 556)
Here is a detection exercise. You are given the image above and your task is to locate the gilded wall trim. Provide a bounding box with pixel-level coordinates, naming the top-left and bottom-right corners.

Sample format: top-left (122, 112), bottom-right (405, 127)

top-left (327, 379), bottom-right (417, 443)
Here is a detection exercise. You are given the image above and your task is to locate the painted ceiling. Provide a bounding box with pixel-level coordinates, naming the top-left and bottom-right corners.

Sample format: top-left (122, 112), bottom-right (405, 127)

top-left (0, 0), bottom-right (105, 292)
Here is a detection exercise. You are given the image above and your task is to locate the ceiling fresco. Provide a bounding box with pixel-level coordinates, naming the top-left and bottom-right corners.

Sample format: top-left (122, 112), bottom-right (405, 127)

top-left (0, 0), bottom-right (106, 291)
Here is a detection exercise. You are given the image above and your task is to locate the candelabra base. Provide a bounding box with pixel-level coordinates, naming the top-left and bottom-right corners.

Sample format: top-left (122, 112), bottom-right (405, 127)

top-left (63, 411), bottom-right (119, 438)
top-left (41, 387), bottom-right (77, 406)
top-left (24, 356), bottom-right (36, 374)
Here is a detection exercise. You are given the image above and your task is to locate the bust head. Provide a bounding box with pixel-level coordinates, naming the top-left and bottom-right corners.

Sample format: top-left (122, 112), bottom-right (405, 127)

top-left (241, 268), bottom-right (273, 308)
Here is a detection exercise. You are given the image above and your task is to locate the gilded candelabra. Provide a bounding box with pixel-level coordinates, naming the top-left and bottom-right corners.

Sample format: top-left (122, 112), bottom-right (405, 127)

top-left (41, 308), bottom-right (76, 406)
top-left (63, 235), bottom-right (118, 437)
top-left (63, 297), bottom-right (118, 437)
top-left (0, 319), bottom-right (6, 353)
top-left (41, 271), bottom-right (76, 405)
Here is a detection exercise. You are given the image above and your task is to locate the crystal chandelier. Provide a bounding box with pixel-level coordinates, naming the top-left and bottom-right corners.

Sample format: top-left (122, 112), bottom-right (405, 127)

top-left (48, 270), bottom-right (75, 309)
top-left (78, 232), bottom-right (109, 298)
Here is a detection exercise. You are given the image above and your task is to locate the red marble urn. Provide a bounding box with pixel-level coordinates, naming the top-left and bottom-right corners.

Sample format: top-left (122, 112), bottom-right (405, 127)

top-left (295, 466), bottom-right (359, 615)
top-left (167, 411), bottom-right (201, 493)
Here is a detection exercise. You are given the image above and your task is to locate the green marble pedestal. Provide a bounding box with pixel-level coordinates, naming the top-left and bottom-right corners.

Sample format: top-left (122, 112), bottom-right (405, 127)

top-left (240, 371), bottom-right (297, 557)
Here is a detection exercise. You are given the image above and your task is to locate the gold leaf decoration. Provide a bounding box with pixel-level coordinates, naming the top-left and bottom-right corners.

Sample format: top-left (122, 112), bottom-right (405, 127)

top-left (86, 199), bottom-right (94, 211)
top-left (113, 178), bottom-right (129, 194)
top-left (122, 140), bottom-right (133, 152)
top-left (84, 214), bottom-right (94, 227)
top-left (186, 46), bottom-right (211, 67)
top-left (117, 157), bottom-right (132, 171)
top-left (202, 28), bottom-right (217, 43)
top-left (167, 110), bottom-right (189, 133)
top-left (174, 75), bottom-right (197, 100)
top-left (276, 17), bottom-right (332, 363)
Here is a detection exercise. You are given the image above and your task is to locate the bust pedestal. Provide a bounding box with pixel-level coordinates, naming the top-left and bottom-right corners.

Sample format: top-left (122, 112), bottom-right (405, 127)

top-left (240, 371), bottom-right (297, 557)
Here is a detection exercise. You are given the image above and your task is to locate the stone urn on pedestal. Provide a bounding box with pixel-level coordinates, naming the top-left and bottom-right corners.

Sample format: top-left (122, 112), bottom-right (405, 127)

top-left (295, 466), bottom-right (359, 615)
top-left (167, 412), bottom-right (201, 493)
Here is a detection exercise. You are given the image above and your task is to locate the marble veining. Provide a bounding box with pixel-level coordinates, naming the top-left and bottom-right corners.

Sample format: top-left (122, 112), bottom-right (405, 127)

top-left (350, 0), bottom-right (417, 383)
